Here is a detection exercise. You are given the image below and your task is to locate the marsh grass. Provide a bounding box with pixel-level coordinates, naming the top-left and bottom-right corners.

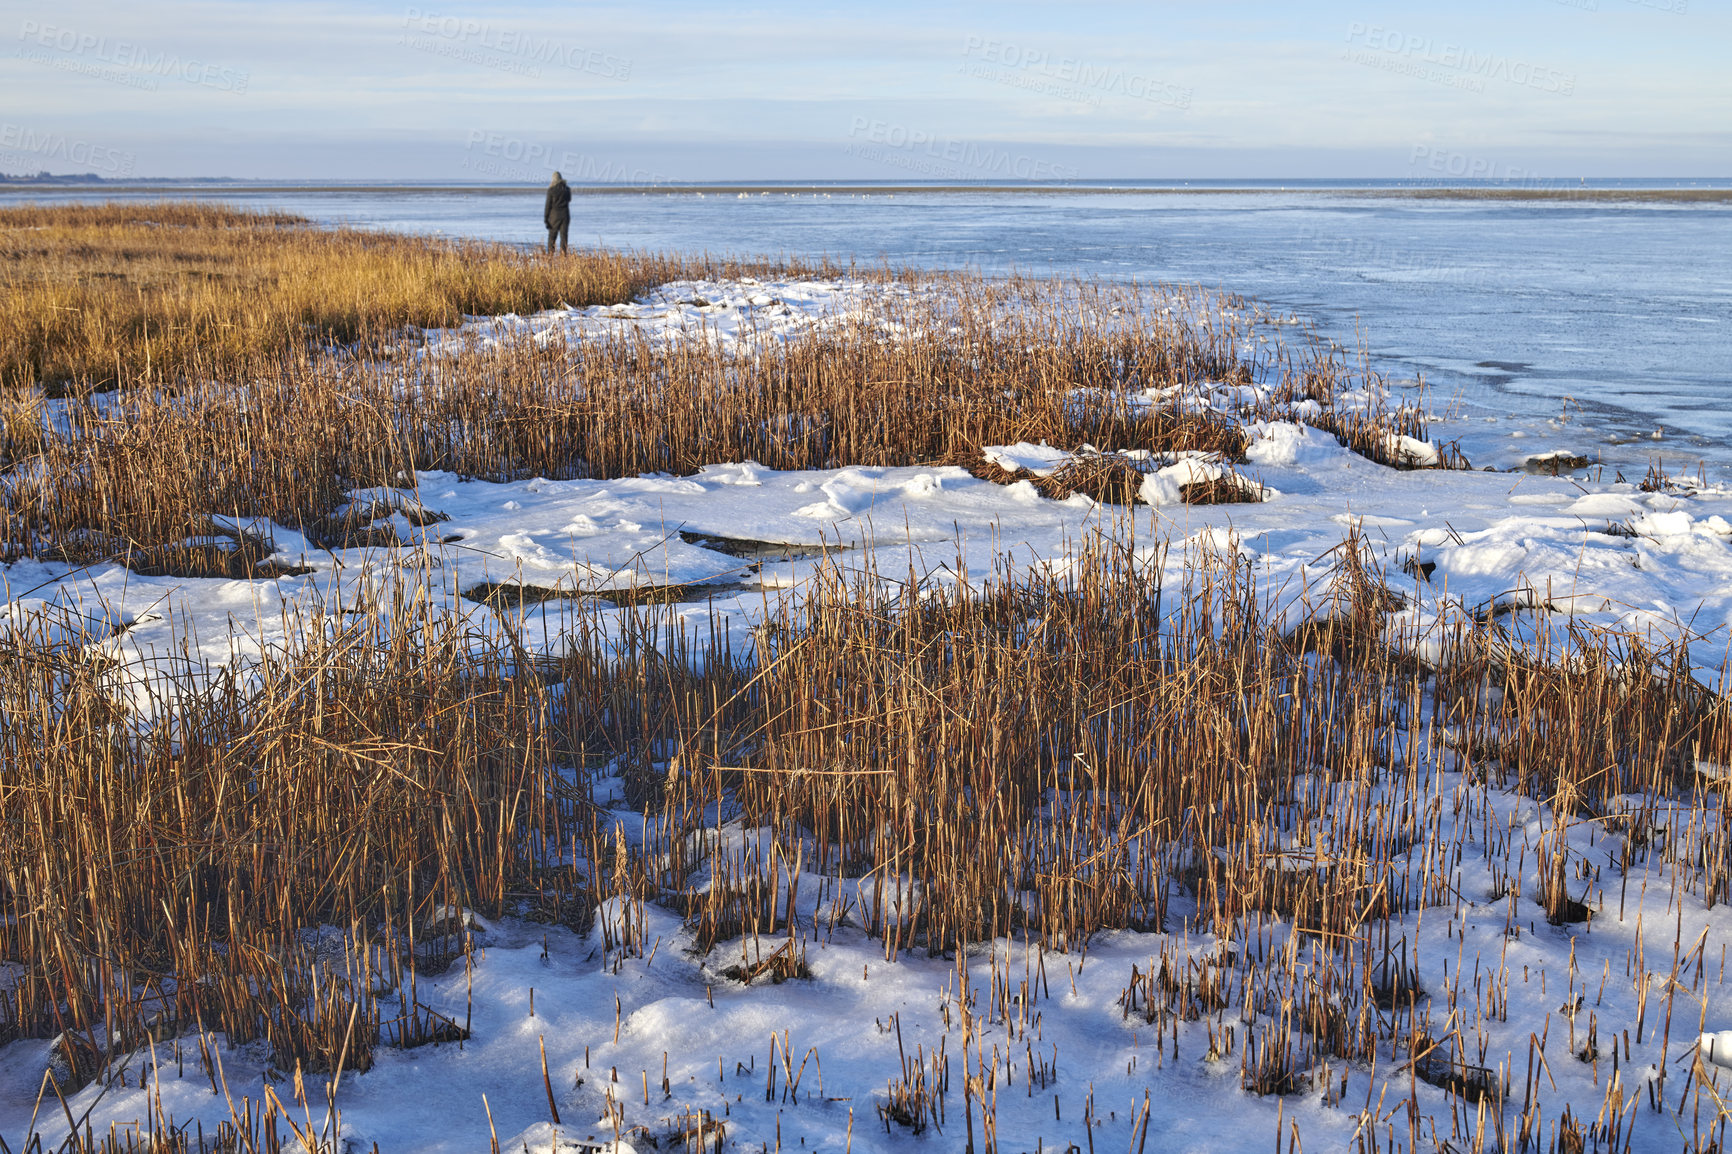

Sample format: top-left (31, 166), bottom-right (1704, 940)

top-left (0, 253), bottom-right (1423, 579)
top-left (3, 540), bottom-right (1729, 1151)
top-left (0, 201), bottom-right (788, 392)
top-left (5, 208), bottom-right (1679, 1154)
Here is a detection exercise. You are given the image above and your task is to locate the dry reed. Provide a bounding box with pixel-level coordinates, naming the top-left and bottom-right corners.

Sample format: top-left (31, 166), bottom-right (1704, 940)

top-left (1, 541), bottom-right (1726, 1150)
top-left (0, 201), bottom-right (807, 392)
top-left (6, 209), bottom-right (1705, 1154)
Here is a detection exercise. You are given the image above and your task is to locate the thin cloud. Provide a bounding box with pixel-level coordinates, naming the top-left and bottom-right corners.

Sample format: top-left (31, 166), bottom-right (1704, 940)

top-left (0, 0), bottom-right (1723, 177)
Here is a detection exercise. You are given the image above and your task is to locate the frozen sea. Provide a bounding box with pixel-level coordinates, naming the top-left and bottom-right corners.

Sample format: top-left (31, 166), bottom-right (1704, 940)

top-left (8, 180), bottom-right (1729, 476)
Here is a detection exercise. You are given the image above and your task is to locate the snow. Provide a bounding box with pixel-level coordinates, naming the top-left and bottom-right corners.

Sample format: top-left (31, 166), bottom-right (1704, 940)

top-left (414, 278), bottom-right (936, 357)
top-left (1244, 420), bottom-right (1358, 469)
top-left (8, 772), bottom-right (1732, 1152)
top-left (1704, 1032), bottom-right (1732, 1070)
top-left (981, 441), bottom-right (1072, 476)
top-left (21, 431), bottom-right (1732, 718)
top-left (6, 275), bottom-right (1732, 1152)
top-left (1382, 432), bottom-right (1442, 468)
top-left (1137, 453), bottom-right (1244, 506)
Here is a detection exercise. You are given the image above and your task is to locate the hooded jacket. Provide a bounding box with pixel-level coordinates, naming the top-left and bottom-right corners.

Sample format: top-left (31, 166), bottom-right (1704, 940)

top-left (544, 178), bottom-right (571, 228)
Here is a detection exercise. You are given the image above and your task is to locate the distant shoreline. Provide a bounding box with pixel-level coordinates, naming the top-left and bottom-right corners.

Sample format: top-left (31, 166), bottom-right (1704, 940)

top-left (2, 181), bottom-right (1730, 202)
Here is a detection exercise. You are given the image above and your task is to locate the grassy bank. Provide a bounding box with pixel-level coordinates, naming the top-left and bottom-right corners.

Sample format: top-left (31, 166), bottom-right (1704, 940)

top-left (0, 202), bottom-right (746, 392)
top-left (0, 213), bottom-right (1446, 578)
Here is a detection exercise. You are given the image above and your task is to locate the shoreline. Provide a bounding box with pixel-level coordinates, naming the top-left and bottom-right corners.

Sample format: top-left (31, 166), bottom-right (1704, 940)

top-left (4, 182), bottom-right (1731, 202)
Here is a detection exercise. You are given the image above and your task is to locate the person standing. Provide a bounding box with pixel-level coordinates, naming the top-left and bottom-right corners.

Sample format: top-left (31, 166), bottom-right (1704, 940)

top-left (544, 171), bottom-right (571, 254)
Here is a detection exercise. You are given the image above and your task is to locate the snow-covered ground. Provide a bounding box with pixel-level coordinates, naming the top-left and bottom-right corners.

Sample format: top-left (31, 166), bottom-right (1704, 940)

top-left (3, 757), bottom-right (1730, 1153)
top-left (10, 410), bottom-right (1732, 717)
top-left (5, 277), bottom-right (1732, 1152)
top-left (414, 277), bottom-right (939, 356)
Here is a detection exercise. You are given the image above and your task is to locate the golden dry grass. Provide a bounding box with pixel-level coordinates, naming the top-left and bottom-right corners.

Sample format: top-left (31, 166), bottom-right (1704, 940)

top-left (0, 201), bottom-right (769, 391)
top-left (1, 262), bottom-right (1282, 573)
top-left (3, 542), bottom-right (1729, 1151)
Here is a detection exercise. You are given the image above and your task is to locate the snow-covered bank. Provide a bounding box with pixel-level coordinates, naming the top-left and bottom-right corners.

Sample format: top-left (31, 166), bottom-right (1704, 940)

top-left (5, 750), bottom-right (1730, 1154)
top-left (414, 277), bottom-right (935, 356)
top-left (11, 418), bottom-right (1732, 715)
top-left (6, 274), bottom-right (1732, 1154)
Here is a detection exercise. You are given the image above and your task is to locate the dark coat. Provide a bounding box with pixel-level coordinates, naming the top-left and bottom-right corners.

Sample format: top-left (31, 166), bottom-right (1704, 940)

top-left (544, 179), bottom-right (571, 228)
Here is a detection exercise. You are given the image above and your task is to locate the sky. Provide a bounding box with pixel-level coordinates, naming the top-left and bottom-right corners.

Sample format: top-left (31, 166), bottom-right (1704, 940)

top-left (1, 0), bottom-right (1727, 181)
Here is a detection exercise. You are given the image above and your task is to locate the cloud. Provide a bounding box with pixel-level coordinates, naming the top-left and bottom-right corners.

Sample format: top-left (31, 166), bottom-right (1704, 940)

top-left (1, 0), bottom-right (1725, 177)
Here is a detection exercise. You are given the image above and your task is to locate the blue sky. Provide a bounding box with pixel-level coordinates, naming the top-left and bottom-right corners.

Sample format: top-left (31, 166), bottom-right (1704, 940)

top-left (3, 0), bottom-right (1726, 180)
